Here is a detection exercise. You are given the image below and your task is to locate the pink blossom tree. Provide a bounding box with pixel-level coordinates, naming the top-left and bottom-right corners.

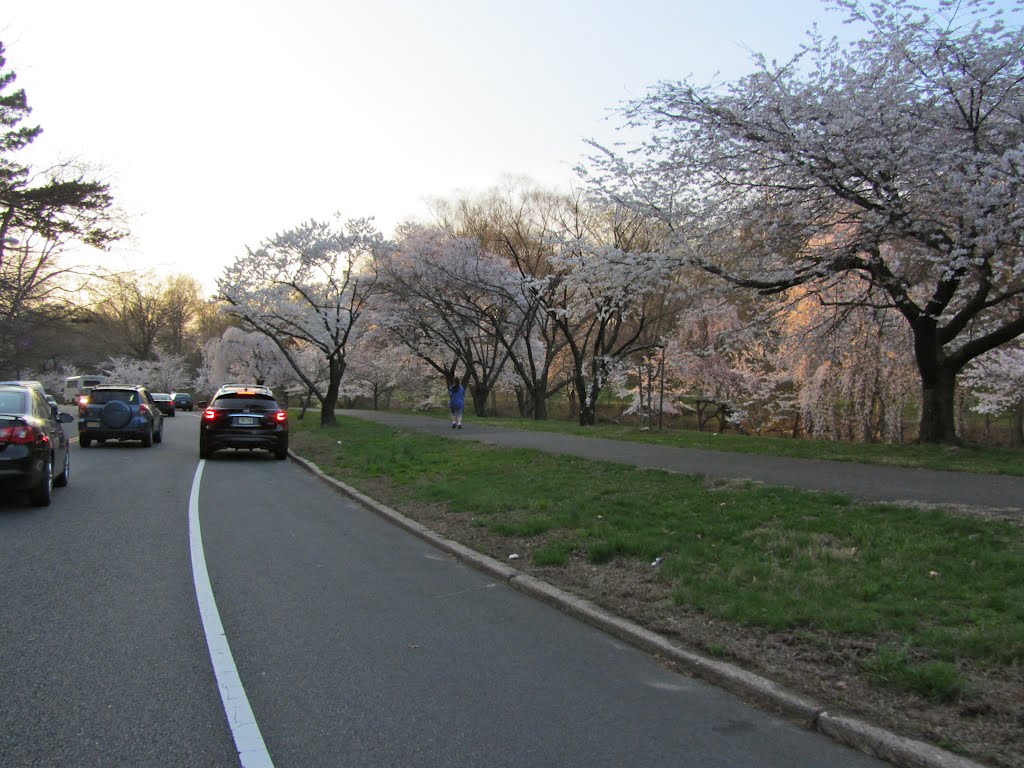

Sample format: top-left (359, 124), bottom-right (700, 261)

top-left (379, 225), bottom-right (516, 416)
top-left (962, 346), bottom-right (1024, 445)
top-left (217, 217), bottom-right (387, 426)
top-left (585, 0), bottom-right (1024, 443)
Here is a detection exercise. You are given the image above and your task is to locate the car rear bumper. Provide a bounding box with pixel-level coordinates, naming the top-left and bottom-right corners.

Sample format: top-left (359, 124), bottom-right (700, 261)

top-left (79, 426), bottom-right (149, 441)
top-left (201, 427), bottom-right (286, 451)
top-left (0, 451), bottom-right (44, 489)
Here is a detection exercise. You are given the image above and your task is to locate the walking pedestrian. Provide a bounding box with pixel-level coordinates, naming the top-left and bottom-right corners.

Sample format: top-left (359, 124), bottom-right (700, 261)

top-left (449, 380), bottom-right (465, 429)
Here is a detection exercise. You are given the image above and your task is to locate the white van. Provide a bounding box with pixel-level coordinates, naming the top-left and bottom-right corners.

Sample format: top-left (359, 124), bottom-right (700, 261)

top-left (63, 374), bottom-right (106, 405)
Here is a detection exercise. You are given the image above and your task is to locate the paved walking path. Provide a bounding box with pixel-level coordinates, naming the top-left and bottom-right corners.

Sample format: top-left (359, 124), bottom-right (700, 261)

top-left (338, 410), bottom-right (1024, 514)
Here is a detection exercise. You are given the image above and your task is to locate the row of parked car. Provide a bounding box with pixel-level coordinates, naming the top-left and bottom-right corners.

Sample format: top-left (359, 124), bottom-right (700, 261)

top-left (0, 380), bottom-right (290, 507)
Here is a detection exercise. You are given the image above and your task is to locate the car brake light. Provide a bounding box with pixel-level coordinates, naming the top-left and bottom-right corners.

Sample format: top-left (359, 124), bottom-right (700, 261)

top-left (275, 411), bottom-right (287, 423)
top-left (0, 425), bottom-right (45, 445)
top-left (139, 404), bottom-right (149, 415)
top-left (204, 408), bottom-right (217, 420)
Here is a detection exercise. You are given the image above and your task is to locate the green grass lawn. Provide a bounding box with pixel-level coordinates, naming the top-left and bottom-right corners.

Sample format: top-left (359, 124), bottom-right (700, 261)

top-left (290, 414), bottom-right (1024, 704)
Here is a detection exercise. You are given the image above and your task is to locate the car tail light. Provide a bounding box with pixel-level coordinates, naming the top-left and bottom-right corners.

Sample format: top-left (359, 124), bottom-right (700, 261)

top-left (203, 408), bottom-right (217, 421)
top-left (0, 425), bottom-right (47, 446)
top-left (275, 411), bottom-right (287, 423)
top-left (139, 404), bottom-right (150, 415)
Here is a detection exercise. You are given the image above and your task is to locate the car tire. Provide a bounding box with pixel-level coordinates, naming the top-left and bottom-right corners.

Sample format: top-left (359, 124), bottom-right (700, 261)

top-left (30, 457), bottom-right (53, 507)
top-left (154, 425), bottom-right (163, 444)
top-left (142, 426), bottom-right (153, 447)
top-left (274, 441), bottom-right (289, 461)
top-left (54, 450), bottom-right (70, 488)
top-left (199, 439), bottom-right (210, 459)
top-left (80, 436), bottom-right (91, 448)
top-left (100, 400), bottom-right (132, 429)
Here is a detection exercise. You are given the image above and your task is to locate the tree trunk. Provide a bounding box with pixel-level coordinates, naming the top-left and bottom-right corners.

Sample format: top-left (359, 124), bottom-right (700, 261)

top-left (319, 357), bottom-right (343, 427)
top-left (695, 401), bottom-right (708, 432)
top-left (918, 366), bottom-right (957, 443)
top-left (470, 385), bottom-right (487, 417)
top-left (1011, 401), bottom-right (1024, 448)
top-left (577, 374), bottom-right (596, 426)
top-left (533, 392), bottom-right (547, 420)
top-left (514, 386), bottom-right (528, 418)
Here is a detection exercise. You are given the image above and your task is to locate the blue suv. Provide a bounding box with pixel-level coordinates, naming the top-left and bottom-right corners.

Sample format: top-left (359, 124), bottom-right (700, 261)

top-left (78, 385), bottom-right (164, 448)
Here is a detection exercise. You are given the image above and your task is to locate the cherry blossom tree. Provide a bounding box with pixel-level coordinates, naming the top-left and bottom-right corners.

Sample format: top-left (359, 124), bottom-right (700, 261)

top-left (146, 348), bottom-right (192, 393)
top-left (585, 0), bottom-right (1024, 443)
top-left (217, 216), bottom-right (387, 426)
top-left (196, 327), bottom-right (292, 394)
top-left (782, 284), bottom-right (919, 442)
top-left (430, 179), bottom-right (575, 419)
top-left (379, 225), bottom-right (515, 416)
top-left (99, 355), bottom-right (150, 386)
top-left (98, 348), bottom-right (191, 392)
top-left (661, 297), bottom-right (749, 432)
top-left (548, 204), bottom-right (673, 426)
top-left (962, 346), bottom-right (1024, 445)
top-left (343, 324), bottom-right (429, 410)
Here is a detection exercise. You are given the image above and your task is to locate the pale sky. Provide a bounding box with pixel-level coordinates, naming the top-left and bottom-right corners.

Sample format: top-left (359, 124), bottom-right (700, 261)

top-left (3, 0), bottom-right (846, 294)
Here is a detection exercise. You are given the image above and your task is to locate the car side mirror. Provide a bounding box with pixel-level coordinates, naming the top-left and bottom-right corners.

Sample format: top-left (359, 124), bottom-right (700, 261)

top-left (197, 400), bottom-right (208, 409)
top-left (58, 412), bottom-right (74, 423)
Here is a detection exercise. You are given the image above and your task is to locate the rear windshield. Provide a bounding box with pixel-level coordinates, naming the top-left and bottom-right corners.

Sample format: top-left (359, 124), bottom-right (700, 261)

top-left (212, 393), bottom-right (279, 409)
top-left (0, 391), bottom-right (26, 413)
top-left (90, 390), bottom-right (139, 405)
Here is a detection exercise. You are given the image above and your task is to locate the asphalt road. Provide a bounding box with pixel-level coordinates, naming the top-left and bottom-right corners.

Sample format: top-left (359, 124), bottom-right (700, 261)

top-left (0, 409), bottom-right (889, 767)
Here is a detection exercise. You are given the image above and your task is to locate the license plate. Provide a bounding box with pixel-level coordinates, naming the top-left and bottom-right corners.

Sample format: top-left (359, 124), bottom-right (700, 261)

top-left (236, 416), bottom-right (257, 426)
top-left (86, 421), bottom-right (100, 428)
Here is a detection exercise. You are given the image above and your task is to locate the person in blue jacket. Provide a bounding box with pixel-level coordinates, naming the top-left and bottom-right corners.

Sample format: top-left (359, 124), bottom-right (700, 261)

top-left (448, 380), bottom-right (466, 429)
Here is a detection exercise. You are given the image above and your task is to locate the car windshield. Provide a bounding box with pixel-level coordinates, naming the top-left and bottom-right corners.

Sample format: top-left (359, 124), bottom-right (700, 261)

top-left (90, 390), bottom-right (139, 405)
top-left (153, 393), bottom-right (171, 400)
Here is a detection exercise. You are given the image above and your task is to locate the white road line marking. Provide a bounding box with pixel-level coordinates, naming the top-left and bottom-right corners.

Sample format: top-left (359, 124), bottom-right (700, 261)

top-left (190, 460), bottom-right (275, 768)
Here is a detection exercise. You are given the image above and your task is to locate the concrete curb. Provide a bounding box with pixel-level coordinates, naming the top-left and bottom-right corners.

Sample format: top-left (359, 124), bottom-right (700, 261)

top-left (289, 450), bottom-right (991, 768)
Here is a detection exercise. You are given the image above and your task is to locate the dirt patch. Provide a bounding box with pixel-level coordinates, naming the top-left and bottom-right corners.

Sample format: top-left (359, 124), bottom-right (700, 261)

top-left (349, 476), bottom-right (1022, 768)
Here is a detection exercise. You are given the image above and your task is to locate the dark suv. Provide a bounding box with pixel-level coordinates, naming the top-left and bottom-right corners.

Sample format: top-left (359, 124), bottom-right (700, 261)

top-left (199, 384), bottom-right (288, 460)
top-left (172, 392), bottom-right (194, 411)
top-left (78, 385), bottom-right (164, 448)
